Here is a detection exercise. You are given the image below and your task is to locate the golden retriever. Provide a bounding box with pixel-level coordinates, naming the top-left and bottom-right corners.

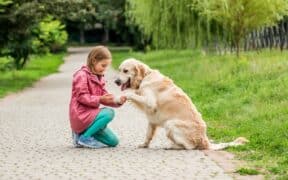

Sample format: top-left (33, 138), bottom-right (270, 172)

top-left (115, 58), bottom-right (248, 150)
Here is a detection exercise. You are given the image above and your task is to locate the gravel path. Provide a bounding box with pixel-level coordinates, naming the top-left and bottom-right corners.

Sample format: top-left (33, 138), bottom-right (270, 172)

top-left (0, 47), bottom-right (232, 180)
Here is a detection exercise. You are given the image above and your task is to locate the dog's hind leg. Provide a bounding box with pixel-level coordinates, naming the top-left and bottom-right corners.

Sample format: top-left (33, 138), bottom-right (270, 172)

top-left (165, 128), bottom-right (184, 150)
top-left (164, 120), bottom-right (196, 150)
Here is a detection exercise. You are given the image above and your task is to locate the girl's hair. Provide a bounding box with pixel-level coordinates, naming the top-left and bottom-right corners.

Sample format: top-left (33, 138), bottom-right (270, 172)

top-left (87, 46), bottom-right (112, 74)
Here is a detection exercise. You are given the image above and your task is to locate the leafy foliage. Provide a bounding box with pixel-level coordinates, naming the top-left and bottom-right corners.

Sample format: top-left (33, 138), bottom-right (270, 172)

top-left (197, 0), bottom-right (288, 56)
top-left (126, 0), bottom-right (207, 49)
top-left (126, 0), bottom-right (288, 55)
top-left (95, 0), bottom-right (123, 43)
top-left (0, 0), bottom-right (44, 69)
top-left (0, 0), bottom-right (12, 13)
top-left (32, 16), bottom-right (68, 54)
top-left (61, 0), bottom-right (97, 42)
top-left (0, 0), bottom-right (79, 69)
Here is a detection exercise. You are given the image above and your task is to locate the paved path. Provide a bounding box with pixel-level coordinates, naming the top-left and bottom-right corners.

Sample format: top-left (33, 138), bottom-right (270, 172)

top-left (0, 47), bottom-right (232, 179)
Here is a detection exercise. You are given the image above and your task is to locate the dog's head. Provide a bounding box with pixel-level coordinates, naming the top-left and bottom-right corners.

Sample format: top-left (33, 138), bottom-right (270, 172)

top-left (115, 58), bottom-right (150, 90)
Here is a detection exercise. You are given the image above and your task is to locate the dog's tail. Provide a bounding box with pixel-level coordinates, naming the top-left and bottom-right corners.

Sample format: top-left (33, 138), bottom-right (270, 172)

top-left (208, 137), bottom-right (249, 150)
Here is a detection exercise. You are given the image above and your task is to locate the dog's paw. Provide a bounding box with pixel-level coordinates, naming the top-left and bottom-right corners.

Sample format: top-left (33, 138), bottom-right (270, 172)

top-left (138, 143), bottom-right (149, 148)
top-left (123, 91), bottom-right (135, 100)
top-left (114, 96), bottom-right (122, 104)
top-left (164, 144), bottom-right (185, 150)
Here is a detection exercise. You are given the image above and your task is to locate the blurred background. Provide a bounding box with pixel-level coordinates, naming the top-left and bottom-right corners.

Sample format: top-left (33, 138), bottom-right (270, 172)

top-left (1, 0), bottom-right (288, 70)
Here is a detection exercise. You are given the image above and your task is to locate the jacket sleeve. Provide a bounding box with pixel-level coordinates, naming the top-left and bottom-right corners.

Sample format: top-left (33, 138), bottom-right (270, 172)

top-left (74, 72), bottom-right (100, 108)
top-left (101, 88), bottom-right (122, 108)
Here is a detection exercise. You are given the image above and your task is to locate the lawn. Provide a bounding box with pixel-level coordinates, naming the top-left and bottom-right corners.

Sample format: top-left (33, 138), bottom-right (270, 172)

top-left (0, 53), bottom-right (65, 98)
top-left (112, 49), bottom-right (288, 179)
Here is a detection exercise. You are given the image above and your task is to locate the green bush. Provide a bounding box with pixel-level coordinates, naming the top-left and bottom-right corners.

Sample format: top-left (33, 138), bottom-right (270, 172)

top-left (32, 16), bottom-right (68, 54)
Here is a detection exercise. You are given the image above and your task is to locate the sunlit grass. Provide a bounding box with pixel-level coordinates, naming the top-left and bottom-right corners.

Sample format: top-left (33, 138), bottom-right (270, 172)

top-left (0, 53), bottom-right (65, 98)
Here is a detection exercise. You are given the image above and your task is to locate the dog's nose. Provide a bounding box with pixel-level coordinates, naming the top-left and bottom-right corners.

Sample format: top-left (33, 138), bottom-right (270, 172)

top-left (114, 79), bottom-right (121, 86)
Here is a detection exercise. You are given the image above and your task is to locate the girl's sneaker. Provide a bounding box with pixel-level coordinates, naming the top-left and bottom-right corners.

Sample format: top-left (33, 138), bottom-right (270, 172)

top-left (78, 135), bottom-right (106, 149)
top-left (72, 131), bottom-right (83, 148)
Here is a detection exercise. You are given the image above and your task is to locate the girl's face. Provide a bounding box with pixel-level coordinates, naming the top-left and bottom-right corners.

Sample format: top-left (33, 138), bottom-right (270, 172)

top-left (93, 59), bottom-right (111, 75)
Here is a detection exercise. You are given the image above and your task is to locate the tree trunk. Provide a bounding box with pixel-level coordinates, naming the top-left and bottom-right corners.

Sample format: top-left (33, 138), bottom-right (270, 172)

top-left (235, 33), bottom-right (241, 57)
top-left (279, 22), bottom-right (285, 51)
top-left (268, 27), bottom-right (273, 50)
top-left (15, 58), bottom-right (21, 70)
top-left (103, 27), bottom-right (109, 44)
top-left (236, 41), bottom-right (240, 57)
top-left (244, 35), bottom-right (248, 51)
top-left (286, 21), bottom-right (288, 49)
top-left (20, 53), bottom-right (28, 69)
top-left (80, 27), bottom-right (85, 44)
top-left (264, 28), bottom-right (269, 49)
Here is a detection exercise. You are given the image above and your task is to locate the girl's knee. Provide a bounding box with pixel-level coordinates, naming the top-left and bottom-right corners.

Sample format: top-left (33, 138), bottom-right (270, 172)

top-left (102, 108), bottom-right (115, 121)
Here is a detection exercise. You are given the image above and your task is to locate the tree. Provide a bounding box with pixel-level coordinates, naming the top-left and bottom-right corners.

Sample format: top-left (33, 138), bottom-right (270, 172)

top-left (95, 0), bottom-right (123, 43)
top-left (0, 0), bottom-right (12, 12)
top-left (125, 0), bottom-right (208, 49)
top-left (196, 0), bottom-right (288, 56)
top-left (64, 0), bottom-right (125, 44)
top-left (0, 0), bottom-right (90, 69)
top-left (32, 16), bottom-right (68, 53)
top-left (126, 0), bottom-right (288, 55)
top-left (0, 0), bottom-right (44, 69)
top-left (65, 1), bottom-right (97, 44)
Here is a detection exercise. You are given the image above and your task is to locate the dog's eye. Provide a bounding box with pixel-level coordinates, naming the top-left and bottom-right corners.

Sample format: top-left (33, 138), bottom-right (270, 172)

top-left (123, 69), bottom-right (128, 73)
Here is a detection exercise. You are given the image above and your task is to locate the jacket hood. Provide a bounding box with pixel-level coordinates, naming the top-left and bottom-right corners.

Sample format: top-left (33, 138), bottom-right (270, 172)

top-left (80, 65), bottom-right (105, 86)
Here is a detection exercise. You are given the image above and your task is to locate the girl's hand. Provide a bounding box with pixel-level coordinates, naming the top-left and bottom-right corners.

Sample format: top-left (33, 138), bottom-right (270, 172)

top-left (100, 94), bottom-right (115, 104)
top-left (118, 96), bottom-right (127, 105)
top-left (114, 95), bottom-right (127, 105)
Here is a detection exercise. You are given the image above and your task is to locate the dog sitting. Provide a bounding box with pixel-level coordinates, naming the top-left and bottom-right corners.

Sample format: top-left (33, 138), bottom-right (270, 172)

top-left (114, 58), bottom-right (248, 150)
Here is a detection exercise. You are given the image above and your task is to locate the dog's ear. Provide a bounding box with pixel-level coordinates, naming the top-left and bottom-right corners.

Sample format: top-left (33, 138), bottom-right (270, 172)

top-left (131, 64), bottom-right (146, 89)
top-left (136, 64), bottom-right (146, 79)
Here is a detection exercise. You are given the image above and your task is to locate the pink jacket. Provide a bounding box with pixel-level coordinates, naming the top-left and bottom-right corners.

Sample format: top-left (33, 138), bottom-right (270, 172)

top-left (69, 65), bottom-right (120, 133)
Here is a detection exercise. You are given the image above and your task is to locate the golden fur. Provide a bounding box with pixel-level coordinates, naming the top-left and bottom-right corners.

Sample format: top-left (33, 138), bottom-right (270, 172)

top-left (115, 58), bottom-right (248, 150)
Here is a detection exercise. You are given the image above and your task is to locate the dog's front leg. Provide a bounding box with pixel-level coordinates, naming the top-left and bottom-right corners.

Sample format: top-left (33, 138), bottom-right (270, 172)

top-left (125, 89), bottom-right (156, 113)
top-left (138, 123), bottom-right (157, 148)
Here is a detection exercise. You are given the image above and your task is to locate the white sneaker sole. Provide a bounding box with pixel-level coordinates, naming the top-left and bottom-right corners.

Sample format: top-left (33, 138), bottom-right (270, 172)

top-left (78, 141), bottom-right (104, 149)
top-left (73, 142), bottom-right (83, 148)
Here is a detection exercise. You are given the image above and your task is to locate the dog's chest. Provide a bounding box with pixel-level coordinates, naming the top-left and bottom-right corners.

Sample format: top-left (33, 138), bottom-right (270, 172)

top-left (145, 110), bottom-right (167, 126)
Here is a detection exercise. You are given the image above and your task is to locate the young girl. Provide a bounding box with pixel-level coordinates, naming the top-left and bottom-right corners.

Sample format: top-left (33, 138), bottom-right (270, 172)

top-left (69, 46), bottom-right (126, 148)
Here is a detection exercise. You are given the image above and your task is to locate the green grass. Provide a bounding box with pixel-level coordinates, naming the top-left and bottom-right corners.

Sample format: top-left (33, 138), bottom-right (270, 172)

top-left (236, 168), bottom-right (260, 175)
top-left (112, 49), bottom-right (288, 179)
top-left (0, 53), bottom-right (65, 98)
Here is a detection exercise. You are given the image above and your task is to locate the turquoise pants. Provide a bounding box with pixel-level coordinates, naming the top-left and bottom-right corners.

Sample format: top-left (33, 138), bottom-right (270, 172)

top-left (82, 108), bottom-right (119, 147)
